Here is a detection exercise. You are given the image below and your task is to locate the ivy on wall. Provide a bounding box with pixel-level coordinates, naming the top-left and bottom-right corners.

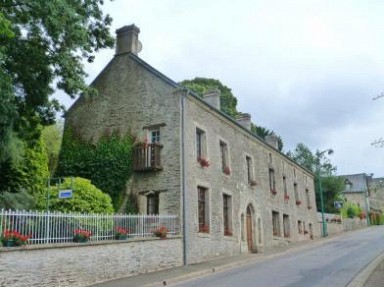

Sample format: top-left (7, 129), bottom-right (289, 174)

top-left (56, 129), bottom-right (134, 211)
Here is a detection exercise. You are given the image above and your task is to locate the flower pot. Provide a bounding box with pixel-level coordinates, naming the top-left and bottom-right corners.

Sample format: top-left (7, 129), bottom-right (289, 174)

top-left (115, 234), bottom-right (128, 240)
top-left (2, 240), bottom-right (14, 247)
top-left (73, 236), bottom-right (89, 243)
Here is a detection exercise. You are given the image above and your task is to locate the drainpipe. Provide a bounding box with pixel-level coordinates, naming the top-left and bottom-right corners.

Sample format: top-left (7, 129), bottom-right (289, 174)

top-left (181, 89), bottom-right (188, 265)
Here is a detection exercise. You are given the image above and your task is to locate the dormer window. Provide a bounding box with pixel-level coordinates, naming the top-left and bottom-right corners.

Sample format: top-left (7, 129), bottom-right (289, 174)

top-left (345, 179), bottom-right (352, 191)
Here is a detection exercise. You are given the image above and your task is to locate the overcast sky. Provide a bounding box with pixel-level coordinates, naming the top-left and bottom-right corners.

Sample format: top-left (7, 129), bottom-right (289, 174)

top-left (60, 0), bottom-right (384, 177)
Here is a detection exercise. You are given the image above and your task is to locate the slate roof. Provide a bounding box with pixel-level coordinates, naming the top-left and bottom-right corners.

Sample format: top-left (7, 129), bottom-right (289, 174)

top-left (339, 173), bottom-right (368, 193)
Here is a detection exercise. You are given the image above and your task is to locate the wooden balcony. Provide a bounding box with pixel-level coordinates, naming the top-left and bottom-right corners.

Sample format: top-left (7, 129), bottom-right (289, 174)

top-left (133, 143), bottom-right (163, 172)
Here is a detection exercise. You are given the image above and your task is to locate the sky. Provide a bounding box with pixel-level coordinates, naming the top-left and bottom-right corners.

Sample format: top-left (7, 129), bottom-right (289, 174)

top-left (59, 0), bottom-right (384, 177)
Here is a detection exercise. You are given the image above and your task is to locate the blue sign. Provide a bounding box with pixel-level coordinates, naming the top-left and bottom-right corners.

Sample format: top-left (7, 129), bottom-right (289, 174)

top-left (59, 189), bottom-right (73, 199)
top-left (334, 201), bottom-right (343, 209)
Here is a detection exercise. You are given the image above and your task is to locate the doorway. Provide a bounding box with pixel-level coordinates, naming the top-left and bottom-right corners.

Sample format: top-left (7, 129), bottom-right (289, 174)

top-left (246, 204), bottom-right (254, 252)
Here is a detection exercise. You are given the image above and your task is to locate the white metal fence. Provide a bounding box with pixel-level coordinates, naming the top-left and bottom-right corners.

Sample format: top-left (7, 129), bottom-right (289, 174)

top-left (0, 209), bottom-right (179, 245)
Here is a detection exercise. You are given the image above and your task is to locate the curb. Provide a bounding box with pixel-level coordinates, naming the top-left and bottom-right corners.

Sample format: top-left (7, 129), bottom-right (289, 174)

top-left (346, 251), bottom-right (384, 287)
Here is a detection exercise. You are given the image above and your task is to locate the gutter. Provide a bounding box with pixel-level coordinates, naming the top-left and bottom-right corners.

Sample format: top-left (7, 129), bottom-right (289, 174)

top-left (181, 89), bottom-right (188, 265)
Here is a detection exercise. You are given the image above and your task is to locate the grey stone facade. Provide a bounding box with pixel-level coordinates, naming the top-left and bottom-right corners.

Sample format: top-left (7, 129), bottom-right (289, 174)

top-left (65, 24), bottom-right (320, 265)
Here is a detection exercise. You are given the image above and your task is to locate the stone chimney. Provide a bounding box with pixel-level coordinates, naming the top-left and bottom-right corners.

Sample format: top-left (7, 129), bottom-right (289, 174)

top-left (236, 113), bottom-right (252, 130)
top-left (202, 88), bottom-right (221, 110)
top-left (265, 132), bottom-right (279, 150)
top-left (115, 24), bottom-right (142, 55)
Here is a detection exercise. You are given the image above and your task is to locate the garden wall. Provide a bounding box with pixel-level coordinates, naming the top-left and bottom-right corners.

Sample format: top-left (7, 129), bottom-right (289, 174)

top-left (320, 218), bottom-right (367, 237)
top-left (0, 237), bottom-right (182, 287)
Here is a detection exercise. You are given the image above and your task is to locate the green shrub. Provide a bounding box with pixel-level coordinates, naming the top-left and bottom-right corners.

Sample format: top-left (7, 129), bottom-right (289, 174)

top-left (0, 189), bottom-right (36, 210)
top-left (35, 177), bottom-right (114, 214)
top-left (341, 202), bottom-right (361, 219)
top-left (57, 129), bottom-right (134, 210)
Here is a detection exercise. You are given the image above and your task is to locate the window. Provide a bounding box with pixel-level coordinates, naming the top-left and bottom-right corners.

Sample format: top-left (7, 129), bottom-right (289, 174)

top-left (150, 129), bottom-right (160, 143)
top-left (220, 141), bottom-right (230, 175)
top-left (246, 156), bottom-right (256, 185)
top-left (268, 153), bottom-right (272, 164)
top-left (147, 193), bottom-right (159, 214)
top-left (283, 214), bottom-right (290, 238)
top-left (306, 189), bottom-right (311, 209)
top-left (198, 186), bottom-right (209, 233)
top-left (272, 211), bottom-right (280, 236)
top-left (298, 220), bottom-right (303, 234)
top-left (223, 194), bottom-right (232, 236)
top-left (269, 169), bottom-right (276, 194)
top-left (283, 176), bottom-right (288, 200)
top-left (294, 183), bottom-right (298, 202)
top-left (196, 128), bottom-right (209, 167)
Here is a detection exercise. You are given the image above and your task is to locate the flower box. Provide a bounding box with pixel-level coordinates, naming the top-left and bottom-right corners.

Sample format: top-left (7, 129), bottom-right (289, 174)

top-left (296, 200), bottom-right (301, 205)
top-left (199, 224), bottom-right (209, 233)
top-left (115, 227), bottom-right (129, 240)
top-left (224, 228), bottom-right (233, 236)
top-left (153, 226), bottom-right (168, 239)
top-left (73, 229), bottom-right (91, 243)
top-left (249, 180), bottom-right (258, 187)
top-left (1, 230), bottom-right (29, 247)
top-left (223, 166), bottom-right (231, 175)
top-left (271, 189), bottom-right (277, 195)
top-left (284, 194), bottom-right (290, 201)
top-left (197, 157), bottom-right (210, 168)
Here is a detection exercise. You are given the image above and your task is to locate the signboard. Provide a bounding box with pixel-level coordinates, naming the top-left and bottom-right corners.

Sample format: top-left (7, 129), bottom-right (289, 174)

top-left (334, 201), bottom-right (343, 209)
top-left (59, 189), bottom-right (73, 199)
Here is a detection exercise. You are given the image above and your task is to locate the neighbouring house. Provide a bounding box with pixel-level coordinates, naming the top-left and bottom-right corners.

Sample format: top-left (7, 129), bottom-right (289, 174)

top-left (64, 24), bottom-right (320, 264)
top-left (340, 173), bottom-right (384, 215)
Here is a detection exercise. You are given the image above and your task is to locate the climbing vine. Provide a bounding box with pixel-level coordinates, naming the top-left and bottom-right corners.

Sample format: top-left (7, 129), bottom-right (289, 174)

top-left (56, 129), bottom-right (134, 210)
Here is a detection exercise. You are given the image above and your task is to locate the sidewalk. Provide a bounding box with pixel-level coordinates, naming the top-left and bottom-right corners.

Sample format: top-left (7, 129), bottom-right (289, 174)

top-left (90, 233), bottom-right (384, 287)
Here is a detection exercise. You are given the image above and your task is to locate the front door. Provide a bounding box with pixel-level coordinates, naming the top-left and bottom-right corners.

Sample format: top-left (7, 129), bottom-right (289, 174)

top-left (246, 206), bottom-right (253, 252)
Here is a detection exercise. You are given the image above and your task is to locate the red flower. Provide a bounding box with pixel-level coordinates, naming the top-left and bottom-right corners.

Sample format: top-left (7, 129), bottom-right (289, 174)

top-left (223, 166), bottom-right (231, 175)
top-left (197, 157), bottom-right (210, 168)
top-left (199, 224), bottom-right (209, 233)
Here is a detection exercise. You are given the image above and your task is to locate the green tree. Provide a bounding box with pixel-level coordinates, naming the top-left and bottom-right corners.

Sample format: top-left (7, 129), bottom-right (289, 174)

top-left (41, 121), bottom-right (63, 176)
top-left (0, 0), bottom-right (114, 193)
top-left (181, 77), bottom-right (239, 118)
top-left (287, 143), bottom-right (344, 213)
top-left (36, 177), bottom-right (114, 214)
top-left (251, 124), bottom-right (283, 151)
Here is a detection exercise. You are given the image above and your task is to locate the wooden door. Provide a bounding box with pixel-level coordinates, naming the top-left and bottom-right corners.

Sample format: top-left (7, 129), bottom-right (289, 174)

top-left (246, 207), bottom-right (253, 252)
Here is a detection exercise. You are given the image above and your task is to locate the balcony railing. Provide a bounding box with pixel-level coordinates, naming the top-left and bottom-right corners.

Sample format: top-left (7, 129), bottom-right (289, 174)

top-left (133, 143), bottom-right (163, 171)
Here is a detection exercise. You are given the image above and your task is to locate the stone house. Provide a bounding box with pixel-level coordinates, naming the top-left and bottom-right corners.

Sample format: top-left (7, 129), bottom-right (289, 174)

top-left (64, 24), bottom-right (320, 264)
top-left (340, 173), bottom-right (384, 215)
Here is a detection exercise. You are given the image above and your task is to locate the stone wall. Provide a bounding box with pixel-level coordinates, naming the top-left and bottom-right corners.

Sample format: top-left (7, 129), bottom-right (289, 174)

top-left (321, 218), bottom-right (368, 236)
top-left (0, 237), bottom-right (182, 287)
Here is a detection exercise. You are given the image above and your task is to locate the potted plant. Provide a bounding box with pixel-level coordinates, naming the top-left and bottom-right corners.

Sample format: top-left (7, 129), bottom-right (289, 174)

top-left (153, 226), bottom-right (168, 239)
top-left (271, 189), bottom-right (277, 195)
top-left (197, 157), bottom-right (210, 168)
top-left (115, 227), bottom-right (129, 240)
top-left (249, 180), bottom-right (258, 187)
top-left (224, 228), bottom-right (233, 236)
top-left (199, 224), bottom-right (209, 233)
top-left (296, 200), bottom-right (301, 205)
top-left (223, 166), bottom-right (231, 175)
top-left (73, 229), bottom-right (91, 243)
top-left (284, 194), bottom-right (290, 201)
top-left (1, 230), bottom-right (29, 247)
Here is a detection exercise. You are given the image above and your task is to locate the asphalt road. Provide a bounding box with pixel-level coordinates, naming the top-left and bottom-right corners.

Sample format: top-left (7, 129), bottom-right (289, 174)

top-left (172, 227), bottom-right (384, 287)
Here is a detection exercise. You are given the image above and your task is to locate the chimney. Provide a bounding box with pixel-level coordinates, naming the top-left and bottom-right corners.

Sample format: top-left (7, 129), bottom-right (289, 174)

top-left (202, 88), bottom-right (221, 110)
top-left (236, 113), bottom-right (252, 130)
top-left (265, 132), bottom-right (279, 150)
top-left (115, 24), bottom-right (142, 55)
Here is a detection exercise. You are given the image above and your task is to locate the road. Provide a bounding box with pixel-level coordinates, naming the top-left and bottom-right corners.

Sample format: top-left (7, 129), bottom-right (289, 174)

top-left (172, 227), bottom-right (384, 287)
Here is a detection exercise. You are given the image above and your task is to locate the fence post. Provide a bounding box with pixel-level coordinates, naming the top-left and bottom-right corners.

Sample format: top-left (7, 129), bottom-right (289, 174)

top-left (45, 211), bottom-right (50, 244)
